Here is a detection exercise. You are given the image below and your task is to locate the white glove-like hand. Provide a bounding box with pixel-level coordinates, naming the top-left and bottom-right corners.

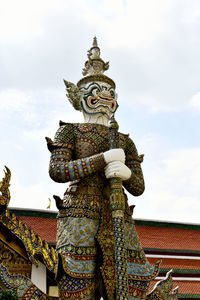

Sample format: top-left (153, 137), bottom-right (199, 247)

top-left (105, 161), bottom-right (131, 181)
top-left (104, 148), bottom-right (125, 164)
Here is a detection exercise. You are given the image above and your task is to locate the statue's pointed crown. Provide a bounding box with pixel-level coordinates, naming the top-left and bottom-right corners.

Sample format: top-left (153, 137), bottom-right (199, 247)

top-left (77, 37), bottom-right (115, 89)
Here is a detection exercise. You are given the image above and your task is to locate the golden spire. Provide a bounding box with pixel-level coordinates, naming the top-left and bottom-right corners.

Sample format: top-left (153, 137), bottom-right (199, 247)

top-left (0, 166), bottom-right (11, 207)
top-left (64, 37), bottom-right (116, 112)
top-left (93, 36), bottom-right (98, 47)
top-left (82, 37), bottom-right (109, 76)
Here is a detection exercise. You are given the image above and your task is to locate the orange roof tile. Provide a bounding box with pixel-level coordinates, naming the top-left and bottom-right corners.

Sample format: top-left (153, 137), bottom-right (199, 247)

top-left (15, 216), bottom-right (200, 252)
top-left (149, 257), bottom-right (200, 270)
top-left (149, 279), bottom-right (200, 294)
top-left (136, 225), bottom-right (200, 251)
top-left (9, 212), bottom-right (200, 296)
top-left (18, 216), bottom-right (57, 243)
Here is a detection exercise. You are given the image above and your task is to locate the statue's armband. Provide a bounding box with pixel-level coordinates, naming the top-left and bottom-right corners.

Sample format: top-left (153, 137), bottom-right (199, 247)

top-left (123, 137), bottom-right (145, 196)
top-left (46, 124), bottom-right (106, 183)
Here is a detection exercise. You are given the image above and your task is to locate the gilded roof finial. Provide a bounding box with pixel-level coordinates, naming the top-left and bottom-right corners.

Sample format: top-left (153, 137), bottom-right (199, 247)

top-left (82, 37), bottom-right (109, 76)
top-left (0, 166), bottom-right (11, 208)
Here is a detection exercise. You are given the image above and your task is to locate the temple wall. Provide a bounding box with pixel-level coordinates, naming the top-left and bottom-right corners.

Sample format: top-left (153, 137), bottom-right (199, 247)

top-left (31, 261), bottom-right (46, 293)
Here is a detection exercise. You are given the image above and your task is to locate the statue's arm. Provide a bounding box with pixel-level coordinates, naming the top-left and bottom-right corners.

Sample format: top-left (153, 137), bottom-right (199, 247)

top-left (46, 124), bottom-right (106, 183)
top-left (123, 137), bottom-right (145, 196)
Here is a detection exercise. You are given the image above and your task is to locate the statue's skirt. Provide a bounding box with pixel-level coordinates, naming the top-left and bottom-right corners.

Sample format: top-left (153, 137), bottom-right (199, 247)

top-left (56, 214), bottom-right (160, 299)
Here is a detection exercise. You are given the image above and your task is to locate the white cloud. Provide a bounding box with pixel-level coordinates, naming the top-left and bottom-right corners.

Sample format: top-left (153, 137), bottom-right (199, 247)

top-left (81, 0), bottom-right (174, 49)
top-left (0, 0), bottom-right (200, 224)
top-left (1, 0), bottom-right (200, 111)
top-left (163, 148), bottom-right (200, 190)
top-left (191, 92), bottom-right (200, 110)
top-left (0, 89), bottom-right (31, 111)
top-left (0, 87), bottom-right (83, 211)
top-left (0, 87), bottom-right (81, 124)
top-left (0, 0), bottom-right (44, 41)
top-left (9, 180), bottom-right (53, 210)
top-left (131, 147), bottom-right (200, 223)
top-left (0, 0), bottom-right (84, 41)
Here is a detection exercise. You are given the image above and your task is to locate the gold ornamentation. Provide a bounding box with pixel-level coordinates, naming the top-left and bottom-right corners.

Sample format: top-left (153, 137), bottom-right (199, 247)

top-left (0, 166), bottom-right (11, 207)
top-left (0, 208), bottom-right (57, 273)
top-left (57, 217), bottom-right (99, 249)
top-left (97, 197), bottom-right (116, 299)
top-left (59, 280), bottom-right (95, 300)
top-left (112, 210), bottom-right (124, 218)
top-left (0, 241), bottom-right (31, 277)
top-left (0, 263), bottom-right (48, 299)
top-left (147, 270), bottom-right (179, 299)
top-left (82, 37), bottom-right (109, 76)
top-left (46, 39), bottom-right (168, 298)
top-left (63, 80), bottom-right (82, 111)
top-left (77, 37), bottom-right (115, 89)
top-left (77, 74), bottom-right (115, 90)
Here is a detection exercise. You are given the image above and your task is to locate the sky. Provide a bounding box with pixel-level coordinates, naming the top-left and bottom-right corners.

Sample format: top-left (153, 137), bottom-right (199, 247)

top-left (0, 0), bottom-right (200, 223)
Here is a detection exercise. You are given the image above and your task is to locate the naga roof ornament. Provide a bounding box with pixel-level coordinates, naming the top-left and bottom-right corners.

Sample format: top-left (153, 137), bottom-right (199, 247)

top-left (0, 166), bottom-right (11, 209)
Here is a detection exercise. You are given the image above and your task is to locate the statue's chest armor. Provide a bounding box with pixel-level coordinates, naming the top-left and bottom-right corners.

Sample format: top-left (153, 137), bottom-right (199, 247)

top-left (74, 124), bottom-right (126, 159)
top-left (74, 124), bottom-right (109, 158)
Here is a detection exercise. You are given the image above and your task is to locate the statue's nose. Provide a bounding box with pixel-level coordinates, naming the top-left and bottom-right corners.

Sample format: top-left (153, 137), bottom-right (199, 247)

top-left (101, 90), bottom-right (111, 98)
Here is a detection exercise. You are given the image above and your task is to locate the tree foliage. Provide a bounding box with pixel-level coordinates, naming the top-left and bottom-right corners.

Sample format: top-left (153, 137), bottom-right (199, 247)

top-left (0, 290), bottom-right (18, 300)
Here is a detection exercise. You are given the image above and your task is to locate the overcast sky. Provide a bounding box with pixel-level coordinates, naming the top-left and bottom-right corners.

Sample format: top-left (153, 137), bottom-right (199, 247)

top-left (0, 0), bottom-right (200, 223)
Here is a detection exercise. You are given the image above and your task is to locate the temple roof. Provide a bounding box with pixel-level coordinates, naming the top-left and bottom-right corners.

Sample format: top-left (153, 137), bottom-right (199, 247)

top-left (10, 208), bottom-right (57, 244)
top-left (10, 208), bottom-right (200, 253)
top-left (4, 207), bottom-right (200, 297)
top-left (149, 280), bottom-right (200, 297)
top-left (136, 221), bottom-right (200, 252)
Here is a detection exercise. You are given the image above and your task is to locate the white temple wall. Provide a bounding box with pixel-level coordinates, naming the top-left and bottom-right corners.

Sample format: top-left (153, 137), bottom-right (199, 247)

top-left (31, 261), bottom-right (46, 293)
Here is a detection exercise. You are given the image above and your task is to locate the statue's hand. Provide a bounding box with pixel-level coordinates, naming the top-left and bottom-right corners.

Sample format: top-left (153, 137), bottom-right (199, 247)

top-left (104, 148), bottom-right (125, 164)
top-left (105, 161), bottom-right (131, 181)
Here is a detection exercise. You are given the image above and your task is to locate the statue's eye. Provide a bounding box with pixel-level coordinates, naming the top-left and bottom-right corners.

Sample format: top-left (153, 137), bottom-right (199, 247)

top-left (110, 90), bottom-right (115, 98)
top-left (91, 88), bottom-right (100, 98)
top-left (91, 98), bottom-right (98, 105)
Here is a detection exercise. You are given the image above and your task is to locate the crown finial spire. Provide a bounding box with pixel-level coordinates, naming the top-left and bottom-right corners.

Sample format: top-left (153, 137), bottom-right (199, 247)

top-left (93, 36), bottom-right (98, 47)
top-left (82, 37), bottom-right (109, 76)
top-left (76, 38), bottom-right (115, 89)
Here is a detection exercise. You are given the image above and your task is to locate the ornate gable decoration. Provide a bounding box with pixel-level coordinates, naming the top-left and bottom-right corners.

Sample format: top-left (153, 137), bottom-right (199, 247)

top-left (0, 167), bottom-right (57, 274)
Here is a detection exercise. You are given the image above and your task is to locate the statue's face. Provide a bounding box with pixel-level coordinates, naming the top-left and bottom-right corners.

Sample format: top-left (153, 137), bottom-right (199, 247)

top-left (79, 81), bottom-right (118, 119)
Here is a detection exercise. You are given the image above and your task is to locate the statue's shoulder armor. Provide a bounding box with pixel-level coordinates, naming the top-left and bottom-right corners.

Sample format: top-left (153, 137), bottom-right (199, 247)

top-left (46, 122), bottom-right (77, 152)
top-left (119, 132), bottom-right (129, 150)
top-left (124, 134), bottom-right (144, 163)
top-left (54, 121), bottom-right (76, 144)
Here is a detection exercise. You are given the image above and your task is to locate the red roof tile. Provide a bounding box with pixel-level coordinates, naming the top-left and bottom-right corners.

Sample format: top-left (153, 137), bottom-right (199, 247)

top-left (16, 217), bottom-right (200, 252)
top-left (18, 216), bottom-right (57, 243)
top-left (149, 279), bottom-right (200, 294)
top-left (12, 214), bottom-right (200, 295)
top-left (149, 257), bottom-right (200, 270)
top-left (136, 225), bottom-right (200, 251)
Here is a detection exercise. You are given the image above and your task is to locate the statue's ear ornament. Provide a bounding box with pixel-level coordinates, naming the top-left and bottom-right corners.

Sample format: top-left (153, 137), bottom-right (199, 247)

top-left (63, 80), bottom-right (82, 111)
